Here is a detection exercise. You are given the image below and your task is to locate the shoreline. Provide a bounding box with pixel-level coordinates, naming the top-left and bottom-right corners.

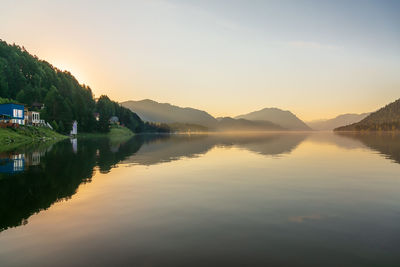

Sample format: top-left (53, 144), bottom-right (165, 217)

top-left (0, 126), bottom-right (67, 152)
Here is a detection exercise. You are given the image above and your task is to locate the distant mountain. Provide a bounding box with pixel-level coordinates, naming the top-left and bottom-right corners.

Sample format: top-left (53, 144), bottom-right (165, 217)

top-left (335, 98), bottom-right (400, 131)
top-left (307, 113), bottom-right (370, 131)
top-left (121, 99), bottom-right (218, 127)
top-left (235, 108), bottom-right (311, 130)
top-left (216, 117), bottom-right (285, 131)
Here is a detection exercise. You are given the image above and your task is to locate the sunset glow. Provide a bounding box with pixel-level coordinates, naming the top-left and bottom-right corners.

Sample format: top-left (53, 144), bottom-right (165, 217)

top-left (1, 0), bottom-right (399, 120)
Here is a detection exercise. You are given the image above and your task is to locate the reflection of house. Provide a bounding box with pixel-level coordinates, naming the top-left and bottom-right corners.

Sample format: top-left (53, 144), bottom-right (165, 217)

top-left (25, 152), bottom-right (43, 166)
top-left (0, 153), bottom-right (25, 173)
top-left (0, 103), bottom-right (25, 125)
top-left (0, 149), bottom-right (47, 174)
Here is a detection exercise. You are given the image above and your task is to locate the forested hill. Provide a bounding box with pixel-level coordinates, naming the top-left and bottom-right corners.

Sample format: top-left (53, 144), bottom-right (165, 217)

top-left (335, 98), bottom-right (400, 131)
top-left (121, 99), bottom-right (218, 127)
top-left (0, 40), bottom-right (166, 133)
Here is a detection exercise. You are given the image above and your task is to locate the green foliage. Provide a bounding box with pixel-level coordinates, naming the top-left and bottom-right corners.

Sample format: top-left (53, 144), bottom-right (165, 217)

top-left (96, 95), bottom-right (114, 133)
top-left (142, 122), bottom-right (170, 133)
top-left (0, 39), bottom-right (168, 134)
top-left (96, 95), bottom-right (154, 133)
top-left (58, 120), bottom-right (65, 133)
top-left (0, 97), bottom-right (15, 104)
top-left (0, 126), bottom-right (66, 146)
top-left (51, 120), bottom-right (58, 132)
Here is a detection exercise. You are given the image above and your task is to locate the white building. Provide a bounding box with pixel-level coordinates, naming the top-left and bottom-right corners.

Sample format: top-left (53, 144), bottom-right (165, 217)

top-left (70, 120), bottom-right (78, 135)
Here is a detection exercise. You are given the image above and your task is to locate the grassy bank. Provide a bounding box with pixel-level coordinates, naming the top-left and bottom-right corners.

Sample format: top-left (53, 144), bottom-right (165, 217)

top-left (0, 126), bottom-right (67, 150)
top-left (78, 125), bottom-right (134, 139)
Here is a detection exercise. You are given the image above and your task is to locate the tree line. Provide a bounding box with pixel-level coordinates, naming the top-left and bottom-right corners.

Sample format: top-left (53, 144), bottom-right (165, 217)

top-left (0, 39), bottom-right (169, 134)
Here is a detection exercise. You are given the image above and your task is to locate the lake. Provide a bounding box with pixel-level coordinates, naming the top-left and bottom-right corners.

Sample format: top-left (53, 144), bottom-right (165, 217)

top-left (0, 132), bottom-right (399, 266)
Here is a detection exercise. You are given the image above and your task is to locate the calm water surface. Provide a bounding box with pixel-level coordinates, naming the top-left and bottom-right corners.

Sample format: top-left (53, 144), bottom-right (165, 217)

top-left (0, 132), bottom-right (399, 266)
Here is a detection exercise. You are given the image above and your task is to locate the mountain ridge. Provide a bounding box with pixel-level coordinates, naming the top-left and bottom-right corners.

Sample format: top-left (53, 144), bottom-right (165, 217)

top-left (121, 99), bottom-right (218, 127)
top-left (335, 98), bottom-right (400, 131)
top-left (235, 107), bottom-right (311, 130)
top-left (216, 117), bottom-right (285, 131)
top-left (122, 99), bottom-right (311, 131)
top-left (307, 113), bottom-right (370, 131)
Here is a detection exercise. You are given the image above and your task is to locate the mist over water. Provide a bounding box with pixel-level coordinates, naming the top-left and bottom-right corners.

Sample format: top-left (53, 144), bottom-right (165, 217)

top-left (0, 132), bottom-right (399, 266)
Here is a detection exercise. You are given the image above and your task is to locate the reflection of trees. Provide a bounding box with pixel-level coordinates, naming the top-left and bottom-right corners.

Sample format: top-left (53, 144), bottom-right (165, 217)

top-left (0, 133), bottom-right (308, 232)
top-left (335, 132), bottom-right (400, 164)
top-left (0, 136), bottom-right (149, 232)
top-left (0, 140), bottom-right (96, 231)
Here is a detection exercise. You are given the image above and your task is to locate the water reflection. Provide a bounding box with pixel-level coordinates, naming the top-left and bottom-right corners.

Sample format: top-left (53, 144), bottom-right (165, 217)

top-left (0, 132), bottom-right (399, 233)
top-left (122, 133), bottom-right (308, 165)
top-left (0, 154), bottom-right (25, 173)
top-left (335, 132), bottom-right (400, 164)
top-left (0, 133), bottom-right (306, 232)
top-left (0, 132), bottom-right (400, 266)
top-left (0, 144), bottom-right (51, 174)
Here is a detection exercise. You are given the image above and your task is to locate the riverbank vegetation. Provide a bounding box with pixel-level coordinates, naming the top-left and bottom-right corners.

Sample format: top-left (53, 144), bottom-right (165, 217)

top-left (0, 126), bottom-right (66, 148)
top-left (78, 125), bottom-right (134, 138)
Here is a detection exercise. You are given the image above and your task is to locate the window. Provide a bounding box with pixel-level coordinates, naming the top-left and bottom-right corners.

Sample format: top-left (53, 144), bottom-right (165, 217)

top-left (13, 109), bottom-right (17, 117)
top-left (18, 110), bottom-right (23, 118)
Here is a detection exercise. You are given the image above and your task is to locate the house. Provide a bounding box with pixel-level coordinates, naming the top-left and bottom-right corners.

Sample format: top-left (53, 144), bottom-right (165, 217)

top-left (0, 103), bottom-right (25, 125)
top-left (27, 111), bottom-right (40, 125)
top-left (24, 107), bottom-right (40, 125)
top-left (109, 116), bottom-right (119, 125)
top-left (31, 102), bottom-right (45, 110)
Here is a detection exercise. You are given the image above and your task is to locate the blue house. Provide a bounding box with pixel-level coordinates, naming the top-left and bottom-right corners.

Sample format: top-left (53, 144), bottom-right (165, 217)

top-left (0, 103), bottom-right (25, 125)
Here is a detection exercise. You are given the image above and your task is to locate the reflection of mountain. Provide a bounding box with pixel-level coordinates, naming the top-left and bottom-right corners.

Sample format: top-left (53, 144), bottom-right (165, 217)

top-left (335, 132), bottom-right (400, 164)
top-left (123, 133), bottom-right (308, 165)
top-left (228, 134), bottom-right (308, 156)
top-left (304, 132), bottom-right (369, 150)
top-left (0, 133), bottom-right (308, 232)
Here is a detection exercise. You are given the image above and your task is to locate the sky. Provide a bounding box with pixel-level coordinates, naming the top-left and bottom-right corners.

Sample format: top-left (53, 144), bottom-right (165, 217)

top-left (1, 0), bottom-right (399, 121)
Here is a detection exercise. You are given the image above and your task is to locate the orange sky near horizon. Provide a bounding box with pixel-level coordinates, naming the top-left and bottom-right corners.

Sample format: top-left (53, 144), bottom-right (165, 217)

top-left (1, 0), bottom-right (399, 121)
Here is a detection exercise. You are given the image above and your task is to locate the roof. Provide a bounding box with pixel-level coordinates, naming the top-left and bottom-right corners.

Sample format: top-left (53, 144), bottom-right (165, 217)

top-left (109, 116), bottom-right (119, 122)
top-left (0, 103), bottom-right (25, 107)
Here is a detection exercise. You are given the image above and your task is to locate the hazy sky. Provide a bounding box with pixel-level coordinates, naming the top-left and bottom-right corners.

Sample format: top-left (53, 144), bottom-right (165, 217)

top-left (1, 0), bottom-right (399, 120)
